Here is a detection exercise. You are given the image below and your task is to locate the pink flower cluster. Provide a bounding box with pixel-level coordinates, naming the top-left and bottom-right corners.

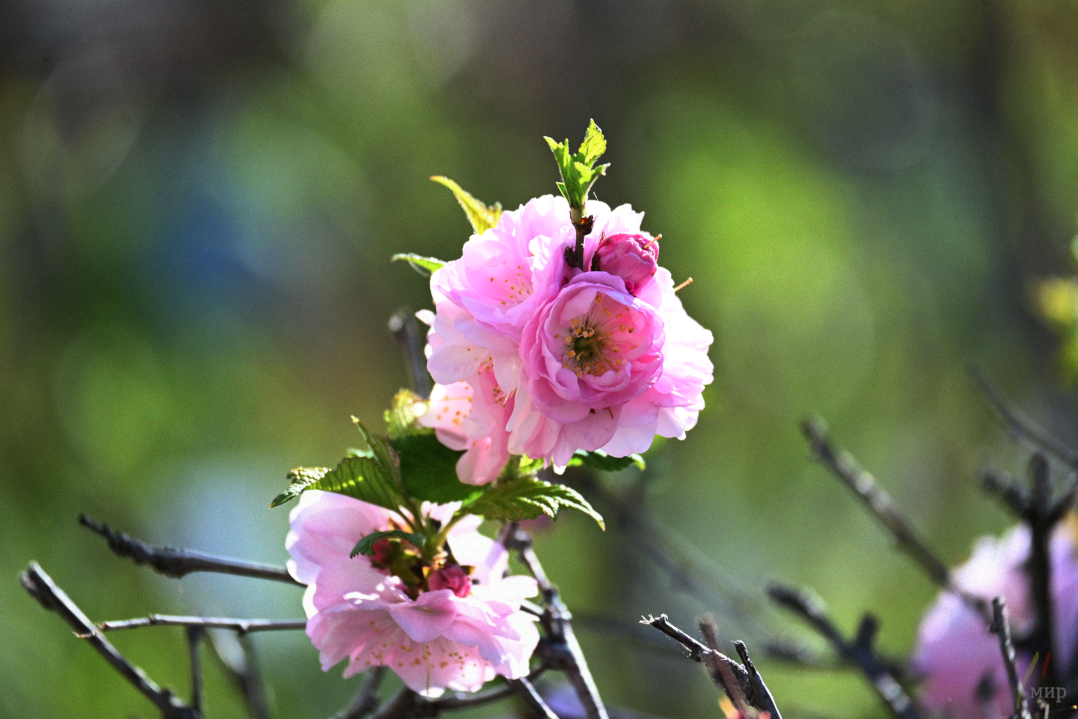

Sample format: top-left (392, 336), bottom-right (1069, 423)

top-left (420, 194), bottom-right (713, 482)
top-left (286, 490), bottom-right (540, 696)
top-left (912, 522), bottom-right (1078, 719)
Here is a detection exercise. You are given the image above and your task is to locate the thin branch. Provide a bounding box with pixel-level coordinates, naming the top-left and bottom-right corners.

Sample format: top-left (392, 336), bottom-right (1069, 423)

top-left (330, 667), bottom-right (387, 719)
top-left (389, 310), bottom-right (431, 399)
top-left (1025, 455), bottom-right (1059, 691)
top-left (699, 615), bottom-right (754, 718)
top-left (767, 584), bottom-right (919, 719)
top-left (187, 627), bottom-right (206, 715)
top-left (510, 677), bottom-right (560, 719)
top-left (641, 614), bottom-right (782, 719)
top-left (982, 467), bottom-right (1032, 516)
top-left (503, 524), bottom-right (610, 719)
top-left (801, 418), bottom-right (990, 621)
top-left (990, 596), bottom-right (1033, 719)
top-left (79, 514), bottom-right (301, 585)
top-left (209, 631), bottom-right (271, 719)
top-left (971, 368), bottom-right (1078, 467)
top-left (97, 615), bottom-right (307, 635)
top-left (20, 562), bottom-right (199, 719)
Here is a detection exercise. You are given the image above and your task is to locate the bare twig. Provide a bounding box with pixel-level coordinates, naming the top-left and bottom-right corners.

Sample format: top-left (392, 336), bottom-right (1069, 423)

top-left (982, 467), bottom-right (1032, 516)
top-left (510, 677), bottom-right (561, 719)
top-left (971, 368), bottom-right (1078, 467)
top-left (98, 615), bottom-right (307, 635)
top-left (1025, 455), bottom-right (1059, 691)
top-left (767, 584), bottom-right (919, 719)
top-left (641, 613), bottom-right (782, 719)
top-left (389, 310), bottom-right (431, 399)
top-left (990, 596), bottom-right (1033, 719)
top-left (503, 525), bottom-right (610, 719)
top-left (699, 615), bottom-right (754, 718)
top-left (209, 631), bottom-right (271, 719)
top-left (20, 562), bottom-right (199, 719)
top-left (801, 418), bottom-right (990, 621)
top-left (187, 627), bottom-right (206, 715)
top-left (330, 667), bottom-right (387, 719)
top-left (79, 514), bottom-right (301, 585)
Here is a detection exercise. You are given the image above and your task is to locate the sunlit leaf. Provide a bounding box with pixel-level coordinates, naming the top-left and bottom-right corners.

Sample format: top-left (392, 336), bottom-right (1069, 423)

top-left (385, 389), bottom-right (428, 439)
top-left (430, 176), bottom-right (502, 235)
top-left (270, 466), bottom-right (330, 508)
top-left (544, 119), bottom-right (610, 215)
top-left (391, 253), bottom-right (447, 277)
top-left (467, 476), bottom-right (604, 529)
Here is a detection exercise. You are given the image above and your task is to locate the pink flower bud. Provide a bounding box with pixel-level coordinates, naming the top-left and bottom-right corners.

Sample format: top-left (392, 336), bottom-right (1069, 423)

top-left (594, 233), bottom-right (659, 294)
top-left (428, 565), bottom-right (472, 598)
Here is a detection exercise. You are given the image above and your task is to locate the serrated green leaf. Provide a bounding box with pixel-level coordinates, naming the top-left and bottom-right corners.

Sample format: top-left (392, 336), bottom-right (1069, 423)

top-left (567, 450), bottom-right (645, 472)
top-left (385, 389), bottom-right (429, 440)
top-left (430, 176), bottom-right (503, 235)
top-left (391, 253), bottom-right (447, 277)
top-left (393, 433), bottom-right (484, 503)
top-left (270, 466), bottom-right (330, 508)
top-left (302, 455), bottom-right (405, 512)
top-left (350, 529), bottom-right (426, 558)
top-left (352, 417), bottom-right (401, 481)
top-left (544, 120), bottom-right (610, 215)
top-left (467, 476), bottom-right (604, 529)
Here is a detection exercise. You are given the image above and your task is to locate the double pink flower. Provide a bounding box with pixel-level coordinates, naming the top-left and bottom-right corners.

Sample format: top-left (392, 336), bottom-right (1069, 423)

top-left (421, 194), bottom-right (713, 480)
top-left (287, 491), bottom-right (540, 696)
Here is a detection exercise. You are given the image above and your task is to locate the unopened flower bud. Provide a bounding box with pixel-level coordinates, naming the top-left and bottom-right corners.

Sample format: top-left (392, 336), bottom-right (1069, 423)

top-left (428, 564), bottom-right (472, 598)
top-left (594, 233), bottom-right (659, 294)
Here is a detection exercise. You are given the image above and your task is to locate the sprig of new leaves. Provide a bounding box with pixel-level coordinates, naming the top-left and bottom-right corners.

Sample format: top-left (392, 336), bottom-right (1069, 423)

top-left (546, 119), bottom-right (609, 269)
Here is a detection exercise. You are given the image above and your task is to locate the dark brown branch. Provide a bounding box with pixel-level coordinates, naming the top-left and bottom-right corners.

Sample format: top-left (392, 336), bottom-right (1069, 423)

top-left (20, 562), bottom-right (199, 719)
top-left (767, 584), bottom-right (919, 719)
top-left (79, 514), bottom-right (301, 585)
top-left (801, 418), bottom-right (990, 621)
top-left (98, 615), bottom-right (307, 635)
top-left (503, 524), bottom-right (609, 719)
top-left (641, 614), bottom-right (782, 719)
top-left (990, 596), bottom-right (1033, 719)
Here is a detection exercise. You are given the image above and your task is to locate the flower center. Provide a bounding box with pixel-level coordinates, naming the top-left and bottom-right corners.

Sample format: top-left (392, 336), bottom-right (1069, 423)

top-left (559, 292), bottom-right (631, 378)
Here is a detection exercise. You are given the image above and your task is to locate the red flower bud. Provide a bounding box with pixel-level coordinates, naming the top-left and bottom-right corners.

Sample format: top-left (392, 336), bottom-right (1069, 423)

top-left (428, 565), bottom-right (472, 598)
top-left (594, 233), bottom-right (659, 294)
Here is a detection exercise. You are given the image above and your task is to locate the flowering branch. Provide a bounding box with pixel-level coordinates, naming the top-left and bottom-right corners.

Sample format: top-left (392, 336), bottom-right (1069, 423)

top-left (79, 514), bottom-right (301, 586)
top-left (767, 584), bottom-right (920, 719)
top-left (20, 562), bottom-right (200, 719)
top-left (801, 418), bottom-right (991, 621)
top-left (502, 524), bottom-right (610, 719)
top-left (641, 613), bottom-right (782, 719)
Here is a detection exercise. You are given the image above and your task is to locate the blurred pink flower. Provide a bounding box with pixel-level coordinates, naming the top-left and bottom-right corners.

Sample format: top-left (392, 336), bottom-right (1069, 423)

top-left (424, 194), bottom-right (713, 471)
top-left (912, 521), bottom-right (1078, 719)
top-left (286, 490), bottom-right (540, 696)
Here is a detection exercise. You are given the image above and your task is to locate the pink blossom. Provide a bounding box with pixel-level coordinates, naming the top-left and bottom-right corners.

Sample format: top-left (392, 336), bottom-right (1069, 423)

top-left (424, 195), bottom-right (713, 470)
top-left (594, 233), bottom-right (659, 294)
top-left (286, 490), bottom-right (540, 696)
top-left (912, 521), bottom-right (1078, 719)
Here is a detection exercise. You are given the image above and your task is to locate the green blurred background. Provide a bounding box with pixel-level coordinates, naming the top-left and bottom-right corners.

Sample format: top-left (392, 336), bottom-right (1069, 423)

top-left (5, 0), bottom-right (1078, 717)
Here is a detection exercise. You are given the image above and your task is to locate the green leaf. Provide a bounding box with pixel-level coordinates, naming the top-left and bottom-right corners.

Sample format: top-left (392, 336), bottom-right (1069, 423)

top-left (271, 466), bottom-right (330, 508)
top-left (567, 450), bottom-right (645, 472)
top-left (431, 176), bottom-right (503, 235)
top-left (385, 389), bottom-right (428, 439)
top-left (352, 417), bottom-right (401, 482)
top-left (391, 253), bottom-right (447, 277)
top-left (350, 529), bottom-right (426, 558)
top-left (468, 476), bottom-right (604, 529)
top-left (544, 120), bottom-right (610, 216)
top-left (301, 455), bottom-right (405, 512)
top-left (393, 433), bottom-right (483, 504)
